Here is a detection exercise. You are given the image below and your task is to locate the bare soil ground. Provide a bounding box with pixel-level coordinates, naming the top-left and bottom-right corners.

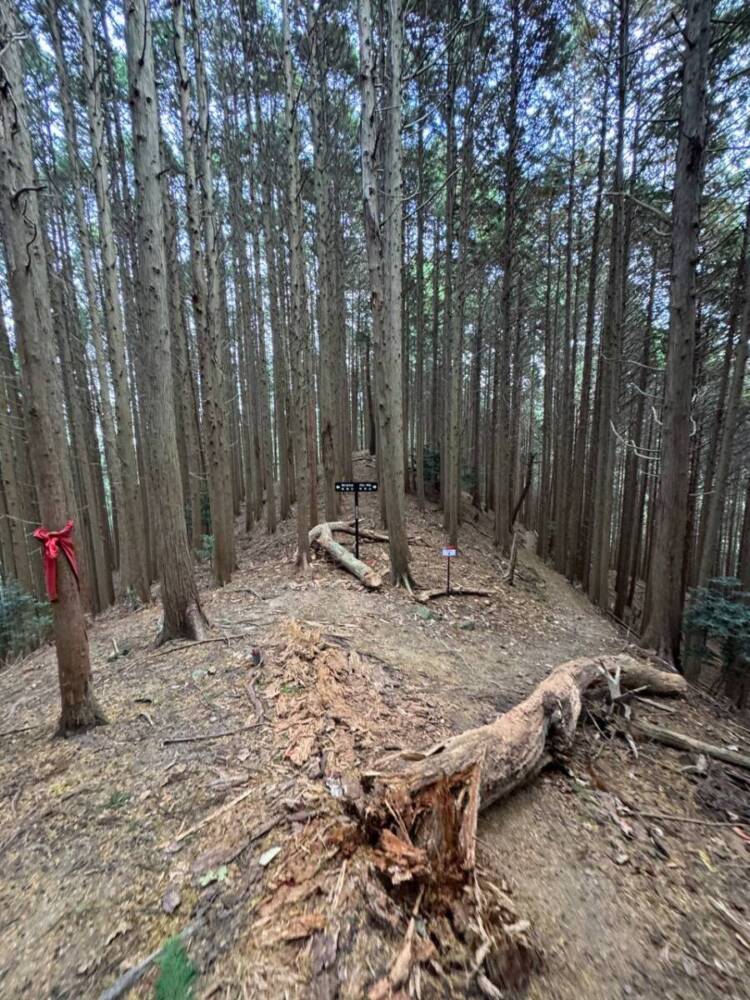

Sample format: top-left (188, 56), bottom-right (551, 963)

top-left (1, 453), bottom-right (749, 999)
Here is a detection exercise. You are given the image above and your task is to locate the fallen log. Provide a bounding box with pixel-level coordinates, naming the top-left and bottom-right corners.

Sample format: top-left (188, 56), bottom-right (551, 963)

top-left (631, 719), bottom-right (750, 771)
top-left (309, 521), bottom-right (382, 589)
top-left (360, 654), bottom-right (687, 874)
top-left (327, 520), bottom-right (391, 543)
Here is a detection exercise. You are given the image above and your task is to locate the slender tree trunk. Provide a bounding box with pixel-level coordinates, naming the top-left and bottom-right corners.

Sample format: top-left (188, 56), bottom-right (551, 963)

top-left (78, 0), bottom-right (149, 602)
top-left (124, 0), bottom-right (206, 641)
top-left (614, 245), bottom-right (657, 620)
top-left (642, 0), bottom-right (712, 664)
top-left (588, 0), bottom-right (629, 611)
top-left (358, 0), bottom-right (412, 587)
top-left (566, 21), bottom-right (614, 583)
top-left (697, 199), bottom-right (750, 584)
top-left (737, 476), bottom-right (750, 589)
top-left (282, 0), bottom-right (311, 568)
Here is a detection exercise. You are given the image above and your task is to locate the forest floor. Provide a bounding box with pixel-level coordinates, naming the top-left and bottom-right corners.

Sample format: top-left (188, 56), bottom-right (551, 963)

top-left (1, 453), bottom-right (749, 1000)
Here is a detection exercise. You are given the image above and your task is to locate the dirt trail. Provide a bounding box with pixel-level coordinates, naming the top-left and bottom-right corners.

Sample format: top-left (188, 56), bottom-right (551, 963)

top-left (0, 458), bottom-right (748, 999)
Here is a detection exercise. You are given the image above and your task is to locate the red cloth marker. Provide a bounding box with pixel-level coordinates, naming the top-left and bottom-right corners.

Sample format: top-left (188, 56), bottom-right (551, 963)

top-left (33, 520), bottom-right (80, 602)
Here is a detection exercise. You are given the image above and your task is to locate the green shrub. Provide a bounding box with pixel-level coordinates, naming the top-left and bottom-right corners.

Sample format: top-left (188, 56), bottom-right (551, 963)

top-left (154, 937), bottom-right (197, 1000)
top-left (197, 534), bottom-right (214, 564)
top-left (0, 577), bottom-right (51, 662)
top-left (683, 578), bottom-right (750, 700)
top-left (423, 446), bottom-right (440, 488)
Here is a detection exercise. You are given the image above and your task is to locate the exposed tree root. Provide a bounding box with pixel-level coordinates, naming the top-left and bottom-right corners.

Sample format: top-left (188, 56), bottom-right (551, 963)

top-left (156, 603), bottom-right (208, 647)
top-left (57, 691), bottom-right (107, 737)
top-left (309, 521), bottom-right (383, 588)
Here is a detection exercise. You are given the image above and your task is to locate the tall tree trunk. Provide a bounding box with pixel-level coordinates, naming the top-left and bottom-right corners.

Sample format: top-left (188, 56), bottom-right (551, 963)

top-left (124, 0), bottom-right (206, 641)
top-left (614, 245), bottom-right (657, 620)
top-left (0, 4), bottom-right (105, 732)
top-left (172, 0), bottom-right (234, 585)
top-left (696, 199), bottom-right (750, 584)
top-left (358, 0), bottom-right (412, 587)
top-left (566, 20), bottom-right (614, 583)
top-left (494, 0), bottom-right (521, 554)
top-left (642, 0), bottom-right (712, 664)
top-left (309, 12), bottom-right (338, 523)
top-left (78, 0), bottom-right (149, 603)
top-left (737, 476), bottom-right (750, 589)
top-left (588, 0), bottom-right (629, 611)
top-left (282, 0), bottom-right (311, 568)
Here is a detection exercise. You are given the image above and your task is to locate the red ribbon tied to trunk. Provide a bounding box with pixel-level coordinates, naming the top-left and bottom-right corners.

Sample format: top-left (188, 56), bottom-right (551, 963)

top-left (33, 520), bottom-right (80, 602)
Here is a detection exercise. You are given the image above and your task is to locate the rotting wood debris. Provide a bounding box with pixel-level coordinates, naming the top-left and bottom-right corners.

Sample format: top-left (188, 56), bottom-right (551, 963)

top-left (164, 622), bottom-right (689, 999)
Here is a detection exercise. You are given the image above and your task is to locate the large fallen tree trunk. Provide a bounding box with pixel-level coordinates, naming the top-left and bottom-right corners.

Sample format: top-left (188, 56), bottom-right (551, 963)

top-left (359, 654), bottom-right (687, 874)
top-left (309, 521), bottom-right (382, 589)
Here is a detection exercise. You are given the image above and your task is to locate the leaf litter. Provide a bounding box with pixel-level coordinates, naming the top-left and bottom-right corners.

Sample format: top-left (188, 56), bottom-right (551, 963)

top-left (0, 460), bottom-right (748, 998)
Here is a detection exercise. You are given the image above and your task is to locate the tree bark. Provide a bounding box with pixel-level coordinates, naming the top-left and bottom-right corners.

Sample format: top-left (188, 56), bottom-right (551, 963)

top-left (124, 0), bottom-right (206, 642)
top-left (696, 199), bottom-right (750, 584)
top-left (282, 0), bottom-right (312, 568)
top-left (642, 0), bottom-right (712, 664)
top-left (0, 3), bottom-right (105, 732)
top-left (309, 522), bottom-right (383, 589)
top-left (361, 655), bottom-right (686, 873)
top-left (358, 0), bottom-right (413, 588)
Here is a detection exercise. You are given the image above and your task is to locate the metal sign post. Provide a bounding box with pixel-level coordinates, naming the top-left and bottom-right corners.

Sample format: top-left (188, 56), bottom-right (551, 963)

top-left (442, 546), bottom-right (457, 594)
top-left (335, 481), bottom-right (378, 560)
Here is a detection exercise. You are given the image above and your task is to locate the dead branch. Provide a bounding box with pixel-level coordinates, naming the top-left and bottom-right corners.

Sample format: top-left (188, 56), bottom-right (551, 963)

top-left (416, 586), bottom-right (492, 602)
top-left (631, 719), bottom-right (750, 771)
top-left (155, 634), bottom-right (248, 656)
top-left (504, 529), bottom-right (520, 586)
top-left (309, 521), bottom-right (383, 588)
top-left (162, 723), bottom-right (258, 746)
top-left (158, 788), bottom-right (254, 847)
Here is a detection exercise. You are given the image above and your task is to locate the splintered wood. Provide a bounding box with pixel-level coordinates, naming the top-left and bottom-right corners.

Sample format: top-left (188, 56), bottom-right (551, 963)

top-left (251, 628), bottom-right (688, 998)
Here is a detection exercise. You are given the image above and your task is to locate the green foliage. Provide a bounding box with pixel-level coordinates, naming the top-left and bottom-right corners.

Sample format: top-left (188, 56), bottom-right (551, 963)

top-left (0, 578), bottom-right (51, 662)
top-left (154, 937), bottom-right (197, 1000)
top-left (105, 790), bottom-right (131, 810)
top-left (198, 534), bottom-right (214, 564)
top-left (423, 446), bottom-right (440, 488)
top-left (200, 491), bottom-right (212, 533)
top-left (683, 579), bottom-right (750, 671)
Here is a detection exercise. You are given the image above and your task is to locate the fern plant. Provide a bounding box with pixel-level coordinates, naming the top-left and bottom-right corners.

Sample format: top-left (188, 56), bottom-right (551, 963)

top-left (154, 937), bottom-right (197, 1000)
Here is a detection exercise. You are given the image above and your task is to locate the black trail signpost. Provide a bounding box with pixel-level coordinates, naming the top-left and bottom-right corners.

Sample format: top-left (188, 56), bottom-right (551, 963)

top-left (442, 546), bottom-right (457, 594)
top-left (335, 481), bottom-right (378, 559)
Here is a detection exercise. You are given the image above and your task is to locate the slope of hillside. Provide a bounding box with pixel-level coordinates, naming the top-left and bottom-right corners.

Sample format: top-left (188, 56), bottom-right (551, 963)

top-left (1, 456), bottom-right (748, 999)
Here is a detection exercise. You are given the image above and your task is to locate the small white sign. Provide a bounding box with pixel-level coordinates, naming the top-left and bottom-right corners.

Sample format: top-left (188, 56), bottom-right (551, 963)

top-left (442, 547), bottom-right (457, 557)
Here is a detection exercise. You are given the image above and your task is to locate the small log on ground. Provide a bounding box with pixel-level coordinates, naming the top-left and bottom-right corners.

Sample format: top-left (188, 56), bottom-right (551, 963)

top-left (416, 586), bottom-right (492, 602)
top-left (328, 520), bottom-right (391, 543)
top-left (631, 718), bottom-right (750, 770)
top-left (360, 654), bottom-right (687, 875)
top-left (310, 521), bottom-right (382, 589)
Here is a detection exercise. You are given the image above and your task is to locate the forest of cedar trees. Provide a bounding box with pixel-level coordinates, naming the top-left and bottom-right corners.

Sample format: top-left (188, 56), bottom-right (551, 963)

top-left (0, 0), bottom-right (749, 993)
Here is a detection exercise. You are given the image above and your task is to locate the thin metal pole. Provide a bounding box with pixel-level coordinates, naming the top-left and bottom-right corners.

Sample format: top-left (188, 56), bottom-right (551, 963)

top-left (447, 556), bottom-right (451, 595)
top-left (355, 489), bottom-right (360, 560)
